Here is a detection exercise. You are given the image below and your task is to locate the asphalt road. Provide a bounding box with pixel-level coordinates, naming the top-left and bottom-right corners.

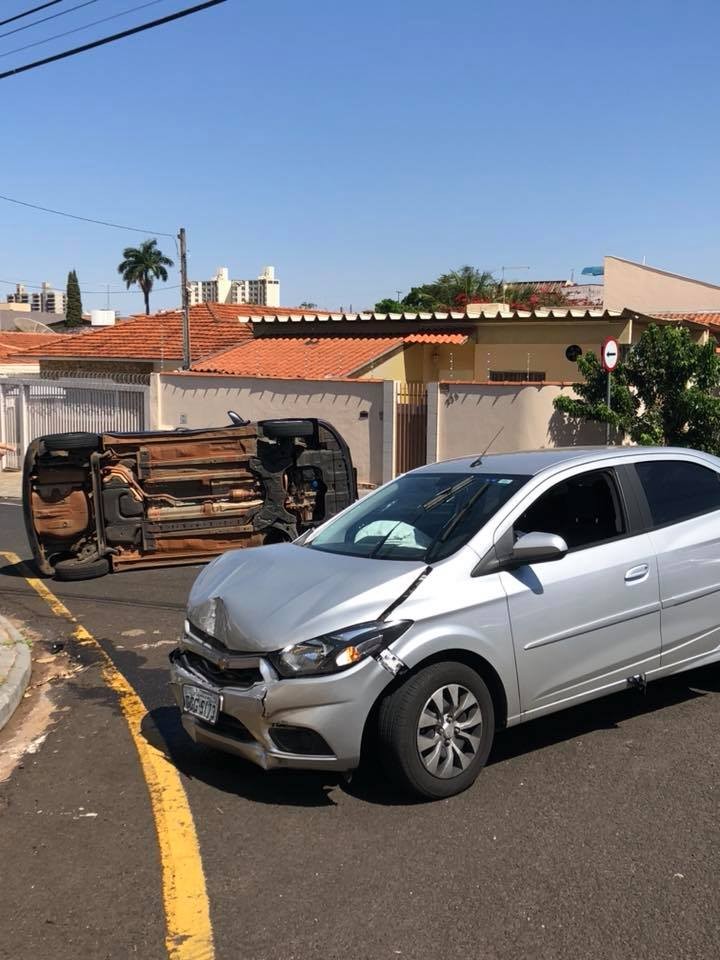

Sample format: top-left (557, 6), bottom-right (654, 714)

top-left (1, 497), bottom-right (720, 960)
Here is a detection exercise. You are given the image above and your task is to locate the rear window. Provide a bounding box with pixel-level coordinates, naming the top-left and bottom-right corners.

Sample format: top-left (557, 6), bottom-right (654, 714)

top-left (635, 460), bottom-right (720, 526)
top-left (306, 471), bottom-right (530, 562)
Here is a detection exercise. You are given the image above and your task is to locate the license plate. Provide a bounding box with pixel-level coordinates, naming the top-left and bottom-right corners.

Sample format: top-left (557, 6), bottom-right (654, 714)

top-left (182, 684), bottom-right (221, 724)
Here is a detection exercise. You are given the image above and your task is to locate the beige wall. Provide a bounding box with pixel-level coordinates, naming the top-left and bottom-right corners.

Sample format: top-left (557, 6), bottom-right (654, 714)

top-left (604, 256), bottom-right (720, 313)
top-left (366, 323), bottom-right (631, 384)
top-left (436, 382), bottom-right (605, 460)
top-left (472, 320), bottom-right (630, 382)
top-left (156, 373), bottom-right (386, 487)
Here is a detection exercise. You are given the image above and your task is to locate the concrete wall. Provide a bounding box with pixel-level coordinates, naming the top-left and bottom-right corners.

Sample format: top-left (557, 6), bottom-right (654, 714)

top-left (604, 256), bottom-right (720, 313)
top-left (156, 373), bottom-right (387, 487)
top-left (437, 381), bottom-right (606, 460)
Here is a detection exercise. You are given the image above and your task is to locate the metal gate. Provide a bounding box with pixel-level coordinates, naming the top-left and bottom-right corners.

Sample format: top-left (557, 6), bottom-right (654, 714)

top-left (0, 377), bottom-right (148, 471)
top-left (1, 383), bottom-right (22, 470)
top-left (395, 381), bottom-right (428, 475)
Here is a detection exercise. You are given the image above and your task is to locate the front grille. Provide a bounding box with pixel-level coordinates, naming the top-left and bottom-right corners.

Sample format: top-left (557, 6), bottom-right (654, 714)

top-left (182, 649), bottom-right (263, 689)
top-left (199, 712), bottom-right (255, 743)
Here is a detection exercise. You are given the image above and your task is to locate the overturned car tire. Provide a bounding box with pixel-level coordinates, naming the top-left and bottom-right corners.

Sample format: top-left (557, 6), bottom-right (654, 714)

top-left (43, 432), bottom-right (100, 452)
top-left (54, 556), bottom-right (110, 581)
top-left (261, 419), bottom-right (314, 440)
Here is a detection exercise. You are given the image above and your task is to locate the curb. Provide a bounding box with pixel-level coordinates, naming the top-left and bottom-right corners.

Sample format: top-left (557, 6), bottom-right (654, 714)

top-left (0, 614), bottom-right (32, 733)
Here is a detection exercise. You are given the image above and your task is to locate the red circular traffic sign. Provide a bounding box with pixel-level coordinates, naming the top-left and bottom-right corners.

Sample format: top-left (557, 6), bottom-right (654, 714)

top-left (601, 336), bottom-right (619, 372)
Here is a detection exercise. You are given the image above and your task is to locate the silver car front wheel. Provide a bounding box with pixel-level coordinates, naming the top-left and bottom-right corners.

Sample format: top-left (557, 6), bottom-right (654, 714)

top-left (416, 684), bottom-right (483, 778)
top-left (377, 661), bottom-right (495, 800)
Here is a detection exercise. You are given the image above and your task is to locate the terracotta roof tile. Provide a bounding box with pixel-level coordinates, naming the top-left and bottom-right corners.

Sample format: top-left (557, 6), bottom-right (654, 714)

top-left (403, 333), bottom-right (468, 344)
top-left (192, 336), bottom-right (405, 378)
top-left (0, 331), bottom-right (59, 364)
top-left (653, 312), bottom-right (720, 327)
top-left (16, 304), bottom-right (329, 363)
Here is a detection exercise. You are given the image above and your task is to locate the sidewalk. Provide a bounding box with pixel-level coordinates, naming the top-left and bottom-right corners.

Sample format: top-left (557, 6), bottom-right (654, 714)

top-left (0, 615), bottom-right (32, 732)
top-left (0, 470), bottom-right (21, 499)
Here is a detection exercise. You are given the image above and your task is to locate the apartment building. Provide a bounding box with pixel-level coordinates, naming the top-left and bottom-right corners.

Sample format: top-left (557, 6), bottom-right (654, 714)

top-left (7, 282), bottom-right (66, 315)
top-left (189, 265), bottom-right (280, 308)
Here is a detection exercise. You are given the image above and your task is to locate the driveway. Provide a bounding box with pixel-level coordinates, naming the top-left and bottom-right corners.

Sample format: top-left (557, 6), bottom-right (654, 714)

top-left (1, 498), bottom-right (719, 960)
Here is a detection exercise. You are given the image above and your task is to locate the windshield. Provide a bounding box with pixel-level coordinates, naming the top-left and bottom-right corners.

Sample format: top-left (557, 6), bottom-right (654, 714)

top-left (306, 471), bottom-right (530, 562)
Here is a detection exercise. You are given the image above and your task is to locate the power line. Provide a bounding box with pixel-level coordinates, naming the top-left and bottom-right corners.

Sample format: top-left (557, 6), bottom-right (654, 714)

top-left (0, 0), bottom-right (100, 41)
top-left (0, 2), bottom-right (65, 28)
top-left (0, 278), bottom-right (181, 295)
top-left (0, 193), bottom-right (175, 237)
top-left (1, 0), bottom-right (168, 59)
top-left (0, 0), bottom-right (228, 80)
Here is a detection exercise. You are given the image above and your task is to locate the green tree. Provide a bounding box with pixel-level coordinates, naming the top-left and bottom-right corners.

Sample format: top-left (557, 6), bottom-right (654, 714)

top-left (117, 239), bottom-right (174, 315)
top-left (299, 301), bottom-right (318, 310)
top-left (374, 298), bottom-right (406, 313)
top-left (427, 266), bottom-right (497, 310)
top-left (65, 269), bottom-right (83, 327)
top-left (554, 324), bottom-right (720, 453)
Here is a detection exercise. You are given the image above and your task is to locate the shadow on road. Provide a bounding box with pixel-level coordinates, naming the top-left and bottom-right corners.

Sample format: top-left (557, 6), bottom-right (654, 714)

top-left (0, 558), bottom-right (32, 579)
top-left (139, 663), bottom-right (720, 808)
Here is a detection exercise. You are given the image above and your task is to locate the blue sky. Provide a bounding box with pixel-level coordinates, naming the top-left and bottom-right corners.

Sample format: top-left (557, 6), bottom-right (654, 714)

top-left (1, 0), bottom-right (719, 314)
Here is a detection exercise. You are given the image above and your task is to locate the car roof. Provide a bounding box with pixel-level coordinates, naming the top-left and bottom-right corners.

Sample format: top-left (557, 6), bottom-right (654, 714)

top-left (411, 446), bottom-right (718, 478)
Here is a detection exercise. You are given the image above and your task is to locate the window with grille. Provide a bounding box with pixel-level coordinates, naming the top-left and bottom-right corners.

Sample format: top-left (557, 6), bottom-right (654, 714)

top-left (489, 370), bottom-right (546, 382)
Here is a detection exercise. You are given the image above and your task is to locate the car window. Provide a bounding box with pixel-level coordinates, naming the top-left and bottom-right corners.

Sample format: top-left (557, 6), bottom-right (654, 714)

top-left (307, 471), bottom-right (530, 562)
top-left (635, 460), bottom-right (720, 527)
top-left (514, 469), bottom-right (625, 550)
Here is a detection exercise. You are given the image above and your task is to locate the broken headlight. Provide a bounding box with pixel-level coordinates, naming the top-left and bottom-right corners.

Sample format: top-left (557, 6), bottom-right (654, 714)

top-left (268, 621), bottom-right (412, 678)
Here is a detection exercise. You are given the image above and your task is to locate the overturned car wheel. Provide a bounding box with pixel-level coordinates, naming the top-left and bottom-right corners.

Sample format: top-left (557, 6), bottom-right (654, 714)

top-left (54, 556), bottom-right (110, 581)
top-left (43, 432), bottom-right (100, 452)
top-left (261, 419), bottom-right (314, 440)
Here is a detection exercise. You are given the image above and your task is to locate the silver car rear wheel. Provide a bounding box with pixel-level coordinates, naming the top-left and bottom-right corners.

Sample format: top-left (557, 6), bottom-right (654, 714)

top-left (416, 684), bottom-right (482, 778)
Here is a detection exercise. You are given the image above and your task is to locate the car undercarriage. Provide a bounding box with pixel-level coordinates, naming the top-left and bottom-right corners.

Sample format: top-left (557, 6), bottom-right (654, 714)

top-left (23, 417), bottom-right (356, 579)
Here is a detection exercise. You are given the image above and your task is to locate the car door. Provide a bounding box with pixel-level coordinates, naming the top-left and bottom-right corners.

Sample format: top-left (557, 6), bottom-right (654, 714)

top-left (497, 466), bottom-right (662, 716)
top-left (631, 457), bottom-right (720, 669)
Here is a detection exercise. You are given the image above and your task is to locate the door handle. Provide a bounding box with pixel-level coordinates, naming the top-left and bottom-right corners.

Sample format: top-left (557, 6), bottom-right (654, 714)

top-left (625, 563), bottom-right (649, 583)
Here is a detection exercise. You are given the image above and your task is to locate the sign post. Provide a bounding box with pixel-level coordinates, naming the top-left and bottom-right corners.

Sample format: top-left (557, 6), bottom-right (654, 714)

top-left (601, 336), bottom-right (619, 445)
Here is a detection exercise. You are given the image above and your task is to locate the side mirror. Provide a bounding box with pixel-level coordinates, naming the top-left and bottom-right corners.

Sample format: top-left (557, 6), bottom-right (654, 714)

top-left (511, 531), bottom-right (568, 565)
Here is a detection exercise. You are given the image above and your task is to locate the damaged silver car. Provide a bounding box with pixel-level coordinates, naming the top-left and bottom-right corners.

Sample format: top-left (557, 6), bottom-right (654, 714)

top-left (171, 447), bottom-right (720, 799)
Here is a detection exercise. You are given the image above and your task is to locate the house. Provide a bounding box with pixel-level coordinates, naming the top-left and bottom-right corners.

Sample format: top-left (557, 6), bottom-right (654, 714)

top-left (0, 331), bottom-right (60, 375)
top-left (15, 303), bottom-right (332, 381)
top-left (200, 307), bottom-right (708, 383)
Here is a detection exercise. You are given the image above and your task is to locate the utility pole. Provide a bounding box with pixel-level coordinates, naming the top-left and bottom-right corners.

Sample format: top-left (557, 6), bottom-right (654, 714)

top-left (178, 227), bottom-right (191, 370)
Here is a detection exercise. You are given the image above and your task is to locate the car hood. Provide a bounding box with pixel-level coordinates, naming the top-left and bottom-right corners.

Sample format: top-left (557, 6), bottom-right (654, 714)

top-left (186, 543), bottom-right (428, 653)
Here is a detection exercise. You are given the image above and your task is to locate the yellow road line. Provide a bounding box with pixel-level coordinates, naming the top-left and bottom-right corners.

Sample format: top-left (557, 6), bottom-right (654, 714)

top-left (0, 551), bottom-right (215, 960)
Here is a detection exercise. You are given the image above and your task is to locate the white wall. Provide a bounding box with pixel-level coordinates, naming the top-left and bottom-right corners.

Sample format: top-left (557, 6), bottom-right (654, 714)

top-left (156, 373), bottom-right (387, 487)
top-left (437, 382), bottom-right (605, 459)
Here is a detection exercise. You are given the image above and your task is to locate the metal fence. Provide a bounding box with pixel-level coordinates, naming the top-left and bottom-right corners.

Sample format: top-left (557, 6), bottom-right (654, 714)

top-left (0, 377), bottom-right (148, 471)
top-left (395, 381), bottom-right (428, 475)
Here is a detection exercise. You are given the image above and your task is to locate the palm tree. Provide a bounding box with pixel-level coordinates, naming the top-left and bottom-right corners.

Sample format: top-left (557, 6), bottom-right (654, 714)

top-left (429, 266), bottom-right (498, 310)
top-left (117, 239), bottom-right (174, 315)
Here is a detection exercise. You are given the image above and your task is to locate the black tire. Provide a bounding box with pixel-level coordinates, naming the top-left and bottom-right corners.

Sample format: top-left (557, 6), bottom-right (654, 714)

top-left (377, 661), bottom-right (495, 800)
top-left (43, 432), bottom-right (100, 452)
top-left (54, 556), bottom-right (110, 581)
top-left (260, 419), bottom-right (314, 440)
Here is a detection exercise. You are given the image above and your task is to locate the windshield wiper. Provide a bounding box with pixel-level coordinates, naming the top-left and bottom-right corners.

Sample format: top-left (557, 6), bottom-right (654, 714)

top-left (421, 476), bottom-right (474, 511)
top-left (425, 482), bottom-right (490, 563)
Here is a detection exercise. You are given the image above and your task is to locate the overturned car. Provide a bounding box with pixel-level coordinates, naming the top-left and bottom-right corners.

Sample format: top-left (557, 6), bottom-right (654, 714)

top-left (23, 416), bottom-right (357, 580)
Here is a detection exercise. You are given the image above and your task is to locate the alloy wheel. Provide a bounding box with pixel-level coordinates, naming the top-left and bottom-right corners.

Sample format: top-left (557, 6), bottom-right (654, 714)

top-left (416, 683), bottom-right (483, 779)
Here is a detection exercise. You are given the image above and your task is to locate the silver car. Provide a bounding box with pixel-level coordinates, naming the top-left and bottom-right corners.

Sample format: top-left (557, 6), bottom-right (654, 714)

top-left (169, 447), bottom-right (720, 799)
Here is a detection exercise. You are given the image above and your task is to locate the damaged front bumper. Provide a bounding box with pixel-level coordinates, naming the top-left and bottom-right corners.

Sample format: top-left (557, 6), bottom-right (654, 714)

top-left (169, 622), bottom-right (393, 772)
